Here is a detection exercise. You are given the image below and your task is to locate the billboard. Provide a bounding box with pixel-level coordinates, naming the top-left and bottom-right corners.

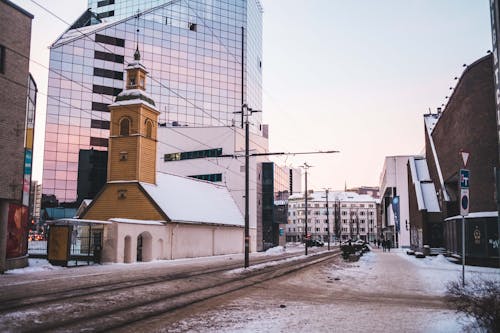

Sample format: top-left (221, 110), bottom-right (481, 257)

top-left (6, 204), bottom-right (28, 259)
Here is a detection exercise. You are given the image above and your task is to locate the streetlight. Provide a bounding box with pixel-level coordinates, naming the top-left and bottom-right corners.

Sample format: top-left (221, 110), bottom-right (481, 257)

top-left (301, 163), bottom-right (312, 255)
top-left (323, 188), bottom-right (331, 250)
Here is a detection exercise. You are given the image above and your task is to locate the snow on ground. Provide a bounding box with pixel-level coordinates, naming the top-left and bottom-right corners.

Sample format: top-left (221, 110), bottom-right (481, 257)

top-left (396, 249), bottom-right (500, 294)
top-left (5, 259), bottom-right (64, 275)
top-left (160, 248), bottom-right (477, 333)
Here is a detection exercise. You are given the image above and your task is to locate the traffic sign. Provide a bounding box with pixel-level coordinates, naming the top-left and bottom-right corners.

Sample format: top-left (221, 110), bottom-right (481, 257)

top-left (460, 169), bottom-right (470, 189)
top-left (460, 189), bottom-right (469, 216)
top-left (460, 151), bottom-right (470, 167)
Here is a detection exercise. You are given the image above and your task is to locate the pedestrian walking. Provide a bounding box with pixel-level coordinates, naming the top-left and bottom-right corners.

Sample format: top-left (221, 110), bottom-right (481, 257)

top-left (387, 239), bottom-right (392, 252)
top-left (382, 239), bottom-right (386, 252)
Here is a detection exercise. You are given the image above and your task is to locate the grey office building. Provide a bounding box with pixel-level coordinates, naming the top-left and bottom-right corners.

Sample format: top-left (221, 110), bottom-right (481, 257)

top-left (43, 0), bottom-right (263, 209)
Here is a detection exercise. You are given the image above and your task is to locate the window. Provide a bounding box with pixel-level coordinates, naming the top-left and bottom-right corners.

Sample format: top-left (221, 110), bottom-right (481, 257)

top-left (92, 102), bottom-right (110, 112)
top-left (189, 174), bottom-right (222, 182)
top-left (97, 0), bottom-right (115, 7)
top-left (145, 121), bottom-right (153, 138)
top-left (94, 67), bottom-right (123, 80)
top-left (97, 10), bottom-right (115, 19)
top-left (119, 118), bottom-right (130, 136)
top-left (189, 23), bottom-right (197, 31)
top-left (93, 84), bottom-right (122, 96)
top-left (95, 33), bottom-right (124, 47)
top-left (94, 50), bottom-right (124, 64)
top-left (90, 137), bottom-right (108, 147)
top-left (91, 119), bottom-right (110, 129)
top-left (0, 45), bottom-right (5, 74)
top-left (164, 148), bottom-right (222, 162)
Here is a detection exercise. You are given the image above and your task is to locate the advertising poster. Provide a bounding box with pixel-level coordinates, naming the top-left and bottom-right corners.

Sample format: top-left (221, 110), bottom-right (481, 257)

top-left (6, 204), bottom-right (28, 259)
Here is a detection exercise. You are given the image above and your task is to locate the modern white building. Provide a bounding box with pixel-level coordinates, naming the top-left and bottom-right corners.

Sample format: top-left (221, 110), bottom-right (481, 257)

top-left (286, 191), bottom-right (378, 243)
top-left (379, 155), bottom-right (420, 248)
top-left (156, 125), bottom-right (302, 252)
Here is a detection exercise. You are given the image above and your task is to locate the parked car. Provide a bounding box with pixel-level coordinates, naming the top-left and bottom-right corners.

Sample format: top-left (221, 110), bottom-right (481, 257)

top-left (305, 239), bottom-right (324, 247)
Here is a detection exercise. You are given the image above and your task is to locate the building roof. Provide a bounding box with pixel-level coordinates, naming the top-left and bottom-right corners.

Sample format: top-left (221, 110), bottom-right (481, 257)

top-left (289, 191), bottom-right (377, 203)
top-left (110, 89), bottom-right (158, 111)
top-left (2, 0), bottom-right (34, 19)
top-left (408, 157), bottom-right (440, 213)
top-left (444, 211), bottom-right (498, 221)
top-left (140, 172), bottom-right (244, 227)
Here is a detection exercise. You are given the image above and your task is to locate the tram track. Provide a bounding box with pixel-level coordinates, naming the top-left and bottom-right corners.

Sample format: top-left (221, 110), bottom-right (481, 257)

top-left (0, 250), bottom-right (340, 332)
top-left (0, 250), bottom-right (323, 312)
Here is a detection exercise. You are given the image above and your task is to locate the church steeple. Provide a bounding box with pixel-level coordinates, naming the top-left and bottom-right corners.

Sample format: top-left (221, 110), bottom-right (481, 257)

top-left (124, 45), bottom-right (148, 91)
top-left (107, 49), bottom-right (160, 184)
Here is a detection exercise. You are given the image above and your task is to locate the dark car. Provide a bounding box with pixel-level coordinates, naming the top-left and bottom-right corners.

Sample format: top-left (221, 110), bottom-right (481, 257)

top-left (306, 239), bottom-right (324, 247)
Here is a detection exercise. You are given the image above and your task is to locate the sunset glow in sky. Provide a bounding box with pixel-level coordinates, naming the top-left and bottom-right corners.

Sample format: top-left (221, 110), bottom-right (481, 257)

top-left (16, 0), bottom-right (492, 191)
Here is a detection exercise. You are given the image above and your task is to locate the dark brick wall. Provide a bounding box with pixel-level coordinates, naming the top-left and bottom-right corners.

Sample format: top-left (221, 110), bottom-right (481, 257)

top-left (431, 55), bottom-right (498, 215)
top-left (0, 2), bottom-right (32, 201)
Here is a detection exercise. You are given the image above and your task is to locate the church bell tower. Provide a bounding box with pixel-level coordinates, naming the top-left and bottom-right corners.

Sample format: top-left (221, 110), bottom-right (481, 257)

top-left (107, 47), bottom-right (160, 184)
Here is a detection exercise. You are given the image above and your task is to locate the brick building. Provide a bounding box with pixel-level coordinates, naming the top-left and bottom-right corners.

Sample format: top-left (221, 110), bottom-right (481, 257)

top-left (408, 54), bottom-right (499, 265)
top-left (0, 0), bottom-right (35, 273)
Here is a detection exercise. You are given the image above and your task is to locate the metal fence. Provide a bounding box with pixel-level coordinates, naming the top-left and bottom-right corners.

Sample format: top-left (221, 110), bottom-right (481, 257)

top-left (27, 225), bottom-right (103, 266)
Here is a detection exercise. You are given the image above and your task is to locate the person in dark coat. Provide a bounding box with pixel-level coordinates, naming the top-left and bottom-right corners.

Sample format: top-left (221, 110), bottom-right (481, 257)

top-left (386, 239), bottom-right (392, 252)
top-left (382, 239), bottom-right (386, 252)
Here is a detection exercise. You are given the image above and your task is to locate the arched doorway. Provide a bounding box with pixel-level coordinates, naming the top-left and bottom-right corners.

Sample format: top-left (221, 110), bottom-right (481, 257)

top-left (137, 232), bottom-right (152, 262)
top-left (124, 235), bottom-right (132, 263)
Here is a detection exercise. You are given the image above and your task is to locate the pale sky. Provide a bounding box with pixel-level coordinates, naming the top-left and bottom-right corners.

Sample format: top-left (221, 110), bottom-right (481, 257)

top-left (14, 0), bottom-right (492, 191)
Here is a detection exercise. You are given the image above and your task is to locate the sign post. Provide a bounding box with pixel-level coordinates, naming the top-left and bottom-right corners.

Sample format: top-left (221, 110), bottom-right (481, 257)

top-left (460, 167), bottom-right (470, 287)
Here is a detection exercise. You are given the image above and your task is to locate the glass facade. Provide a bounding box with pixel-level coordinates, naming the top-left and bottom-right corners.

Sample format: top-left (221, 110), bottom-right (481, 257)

top-left (43, 0), bottom-right (263, 206)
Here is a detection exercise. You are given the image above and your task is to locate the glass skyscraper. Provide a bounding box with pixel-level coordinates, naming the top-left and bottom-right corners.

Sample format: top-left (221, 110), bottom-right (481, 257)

top-left (43, 0), bottom-right (263, 209)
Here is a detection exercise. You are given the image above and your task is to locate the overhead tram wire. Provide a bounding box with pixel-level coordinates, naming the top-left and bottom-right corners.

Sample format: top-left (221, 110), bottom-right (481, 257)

top-left (29, 0), bottom-right (270, 153)
top-left (7, 53), bottom-right (262, 185)
top-left (4, 43), bottom-right (263, 181)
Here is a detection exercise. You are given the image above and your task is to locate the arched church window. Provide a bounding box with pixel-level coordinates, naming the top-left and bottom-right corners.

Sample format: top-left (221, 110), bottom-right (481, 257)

top-left (145, 120), bottom-right (153, 138)
top-left (120, 117), bottom-right (130, 136)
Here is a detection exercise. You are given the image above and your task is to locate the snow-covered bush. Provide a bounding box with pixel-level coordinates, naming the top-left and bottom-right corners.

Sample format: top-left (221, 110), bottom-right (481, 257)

top-left (446, 277), bottom-right (500, 332)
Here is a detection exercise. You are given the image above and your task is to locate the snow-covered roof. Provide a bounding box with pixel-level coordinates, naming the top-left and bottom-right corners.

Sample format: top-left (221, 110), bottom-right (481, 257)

top-left (109, 218), bottom-right (164, 225)
top-left (140, 172), bottom-right (244, 227)
top-left (408, 157), bottom-right (440, 213)
top-left (49, 218), bottom-right (112, 225)
top-left (424, 114), bottom-right (450, 202)
top-left (444, 211), bottom-right (498, 221)
top-left (424, 114), bottom-right (439, 134)
top-left (109, 89), bottom-right (158, 111)
top-left (52, 20), bottom-right (115, 47)
top-left (126, 61), bottom-right (147, 71)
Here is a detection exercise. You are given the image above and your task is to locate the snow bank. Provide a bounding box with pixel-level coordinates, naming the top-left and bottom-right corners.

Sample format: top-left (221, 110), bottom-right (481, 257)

top-left (6, 259), bottom-right (64, 275)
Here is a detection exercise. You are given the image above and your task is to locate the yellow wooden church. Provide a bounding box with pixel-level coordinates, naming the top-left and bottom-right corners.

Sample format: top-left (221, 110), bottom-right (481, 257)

top-left (80, 48), bottom-right (244, 263)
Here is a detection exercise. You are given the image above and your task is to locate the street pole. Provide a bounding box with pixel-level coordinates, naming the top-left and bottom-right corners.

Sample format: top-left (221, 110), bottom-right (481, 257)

top-left (244, 104), bottom-right (250, 268)
top-left (462, 215), bottom-right (465, 287)
top-left (301, 163), bottom-right (312, 256)
top-left (323, 188), bottom-right (331, 250)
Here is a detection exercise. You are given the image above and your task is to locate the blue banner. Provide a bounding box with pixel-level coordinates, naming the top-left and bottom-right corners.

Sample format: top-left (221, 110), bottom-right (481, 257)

top-left (392, 196), bottom-right (400, 233)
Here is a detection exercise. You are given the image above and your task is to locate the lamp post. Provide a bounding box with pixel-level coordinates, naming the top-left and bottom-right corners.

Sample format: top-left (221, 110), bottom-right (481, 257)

top-left (323, 188), bottom-right (331, 250)
top-left (301, 163), bottom-right (312, 255)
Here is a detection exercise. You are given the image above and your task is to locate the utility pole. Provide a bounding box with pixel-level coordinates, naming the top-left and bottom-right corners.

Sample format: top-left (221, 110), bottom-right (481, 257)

top-left (301, 163), bottom-right (312, 255)
top-left (323, 188), bottom-right (331, 250)
top-left (240, 104), bottom-right (261, 268)
top-left (226, 110), bottom-right (339, 267)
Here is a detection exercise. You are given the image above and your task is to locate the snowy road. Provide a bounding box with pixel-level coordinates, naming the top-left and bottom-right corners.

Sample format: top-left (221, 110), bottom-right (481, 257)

top-left (1, 247), bottom-right (498, 332)
top-left (127, 248), bottom-right (499, 333)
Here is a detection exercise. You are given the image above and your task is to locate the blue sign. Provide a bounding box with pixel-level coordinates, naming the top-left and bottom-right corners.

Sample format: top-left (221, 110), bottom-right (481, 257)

top-left (24, 149), bottom-right (32, 175)
top-left (460, 169), bottom-right (470, 189)
top-left (392, 196), bottom-right (400, 233)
